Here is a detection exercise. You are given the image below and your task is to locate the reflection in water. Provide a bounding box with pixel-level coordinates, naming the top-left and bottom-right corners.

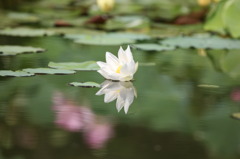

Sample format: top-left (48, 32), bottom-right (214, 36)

top-left (53, 92), bottom-right (94, 132)
top-left (231, 88), bottom-right (240, 102)
top-left (52, 92), bottom-right (114, 149)
top-left (96, 80), bottom-right (137, 114)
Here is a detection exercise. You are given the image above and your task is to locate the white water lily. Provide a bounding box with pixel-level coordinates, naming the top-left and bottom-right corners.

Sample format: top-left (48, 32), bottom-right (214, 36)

top-left (97, 45), bottom-right (138, 82)
top-left (96, 80), bottom-right (137, 114)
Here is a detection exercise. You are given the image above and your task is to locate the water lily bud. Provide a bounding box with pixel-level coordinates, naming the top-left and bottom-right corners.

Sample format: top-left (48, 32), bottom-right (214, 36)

top-left (198, 0), bottom-right (211, 6)
top-left (97, 0), bottom-right (115, 12)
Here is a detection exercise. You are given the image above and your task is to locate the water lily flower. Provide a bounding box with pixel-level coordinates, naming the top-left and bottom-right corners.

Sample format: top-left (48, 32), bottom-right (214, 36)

top-left (97, 0), bottom-right (115, 12)
top-left (97, 46), bottom-right (138, 81)
top-left (96, 80), bottom-right (137, 114)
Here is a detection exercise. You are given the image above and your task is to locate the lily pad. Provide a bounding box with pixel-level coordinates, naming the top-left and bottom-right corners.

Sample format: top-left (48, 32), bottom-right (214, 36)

top-left (0, 70), bottom-right (34, 77)
top-left (133, 43), bottom-right (175, 51)
top-left (69, 82), bottom-right (101, 88)
top-left (8, 12), bottom-right (40, 23)
top-left (231, 112), bottom-right (240, 120)
top-left (0, 28), bottom-right (55, 37)
top-left (106, 33), bottom-right (150, 41)
top-left (105, 16), bottom-right (150, 30)
top-left (0, 45), bottom-right (45, 56)
top-left (23, 68), bottom-right (76, 75)
top-left (74, 36), bottom-right (135, 46)
top-left (160, 35), bottom-right (240, 49)
top-left (48, 61), bottom-right (99, 71)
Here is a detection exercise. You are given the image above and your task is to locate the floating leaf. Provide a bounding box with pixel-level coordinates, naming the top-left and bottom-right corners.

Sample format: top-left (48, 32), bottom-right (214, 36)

top-left (0, 70), bottom-right (34, 77)
top-left (0, 45), bottom-right (45, 56)
top-left (23, 68), bottom-right (76, 75)
top-left (69, 82), bottom-right (100, 88)
top-left (231, 112), bottom-right (240, 120)
top-left (204, 1), bottom-right (226, 35)
top-left (106, 33), bottom-right (150, 40)
top-left (160, 35), bottom-right (240, 49)
top-left (133, 43), bottom-right (175, 51)
top-left (223, 0), bottom-right (240, 38)
top-left (0, 28), bottom-right (55, 37)
top-left (220, 51), bottom-right (240, 78)
top-left (48, 61), bottom-right (99, 71)
top-left (105, 16), bottom-right (150, 30)
top-left (8, 12), bottom-right (40, 23)
top-left (204, 0), bottom-right (240, 38)
top-left (74, 36), bottom-right (135, 45)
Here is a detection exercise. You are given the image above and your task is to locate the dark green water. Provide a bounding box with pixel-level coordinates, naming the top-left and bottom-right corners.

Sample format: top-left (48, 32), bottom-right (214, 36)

top-left (1, 36), bottom-right (240, 159)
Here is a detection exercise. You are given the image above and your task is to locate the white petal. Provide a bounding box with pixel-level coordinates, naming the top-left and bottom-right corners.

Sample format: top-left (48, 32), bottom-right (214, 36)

top-left (104, 91), bottom-right (118, 103)
top-left (120, 64), bottom-right (131, 75)
top-left (116, 96), bottom-right (124, 112)
top-left (97, 70), bottom-right (110, 79)
top-left (118, 46), bottom-right (127, 64)
top-left (124, 100), bottom-right (131, 114)
top-left (106, 52), bottom-right (119, 69)
top-left (125, 45), bottom-right (134, 63)
top-left (123, 89), bottom-right (134, 113)
top-left (134, 62), bottom-right (138, 73)
top-left (96, 61), bottom-right (108, 68)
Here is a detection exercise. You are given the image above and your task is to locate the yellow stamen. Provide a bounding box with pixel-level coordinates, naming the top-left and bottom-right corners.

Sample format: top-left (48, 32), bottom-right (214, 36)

top-left (116, 65), bottom-right (122, 73)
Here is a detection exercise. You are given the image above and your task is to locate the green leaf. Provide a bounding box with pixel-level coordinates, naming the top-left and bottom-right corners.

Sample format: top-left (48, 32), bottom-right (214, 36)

top-left (74, 36), bottom-right (135, 46)
top-left (223, 0), bottom-right (240, 38)
top-left (0, 45), bottom-right (45, 56)
top-left (133, 43), bottom-right (175, 51)
top-left (106, 33), bottom-right (150, 40)
top-left (160, 35), bottom-right (240, 49)
top-left (69, 82), bottom-right (101, 88)
top-left (220, 51), bottom-right (240, 78)
top-left (22, 68), bottom-right (76, 75)
top-left (104, 16), bottom-right (150, 30)
top-left (0, 28), bottom-right (55, 37)
top-left (0, 70), bottom-right (34, 77)
top-left (8, 12), bottom-right (40, 23)
top-left (66, 32), bottom-right (147, 45)
top-left (231, 112), bottom-right (240, 120)
top-left (204, 1), bottom-right (226, 34)
top-left (48, 61), bottom-right (99, 71)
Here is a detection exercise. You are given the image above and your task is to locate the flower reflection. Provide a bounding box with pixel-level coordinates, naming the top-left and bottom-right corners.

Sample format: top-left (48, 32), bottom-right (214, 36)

top-left (96, 80), bottom-right (137, 114)
top-left (52, 92), bottom-right (114, 149)
top-left (230, 88), bottom-right (240, 102)
top-left (53, 92), bottom-right (94, 132)
top-left (84, 118), bottom-right (113, 149)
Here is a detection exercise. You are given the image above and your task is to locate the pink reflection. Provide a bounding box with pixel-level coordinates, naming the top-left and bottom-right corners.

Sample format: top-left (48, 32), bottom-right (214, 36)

top-left (84, 120), bottom-right (113, 149)
top-left (231, 89), bottom-right (240, 102)
top-left (52, 92), bottom-right (114, 149)
top-left (53, 92), bottom-right (94, 132)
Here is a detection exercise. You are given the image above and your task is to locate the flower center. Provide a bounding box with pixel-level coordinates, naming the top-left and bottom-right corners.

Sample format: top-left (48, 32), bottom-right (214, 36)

top-left (115, 65), bottom-right (122, 73)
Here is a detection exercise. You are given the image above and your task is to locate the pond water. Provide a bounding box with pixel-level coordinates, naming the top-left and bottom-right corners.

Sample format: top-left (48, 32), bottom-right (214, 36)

top-left (1, 36), bottom-right (240, 159)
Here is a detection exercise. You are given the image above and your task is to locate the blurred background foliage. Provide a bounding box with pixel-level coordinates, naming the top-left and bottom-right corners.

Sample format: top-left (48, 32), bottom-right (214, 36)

top-left (0, 0), bottom-right (240, 159)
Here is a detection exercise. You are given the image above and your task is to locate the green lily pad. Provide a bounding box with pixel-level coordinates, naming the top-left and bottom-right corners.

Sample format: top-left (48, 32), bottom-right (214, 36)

top-left (0, 70), bottom-right (34, 77)
top-left (133, 43), bottom-right (175, 51)
top-left (48, 61), bottom-right (99, 71)
top-left (160, 35), bottom-right (240, 49)
top-left (74, 36), bottom-right (135, 46)
top-left (8, 12), bottom-right (40, 23)
top-left (106, 33), bottom-right (150, 40)
top-left (231, 112), bottom-right (240, 120)
top-left (0, 45), bottom-right (45, 56)
top-left (23, 68), bottom-right (76, 75)
top-left (105, 16), bottom-right (150, 30)
top-left (0, 28), bottom-right (55, 37)
top-left (69, 82), bottom-right (100, 88)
